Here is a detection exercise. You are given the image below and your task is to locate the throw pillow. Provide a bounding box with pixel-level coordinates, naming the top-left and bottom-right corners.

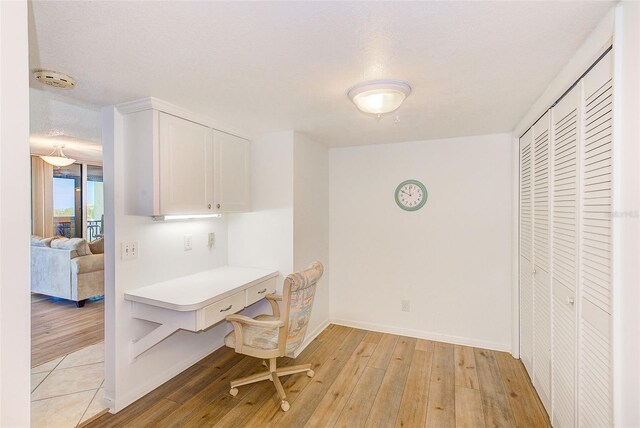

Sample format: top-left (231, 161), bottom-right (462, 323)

top-left (88, 237), bottom-right (104, 254)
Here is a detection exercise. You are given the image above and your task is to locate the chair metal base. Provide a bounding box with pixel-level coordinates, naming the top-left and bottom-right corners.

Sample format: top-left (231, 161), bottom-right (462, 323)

top-left (229, 358), bottom-right (314, 412)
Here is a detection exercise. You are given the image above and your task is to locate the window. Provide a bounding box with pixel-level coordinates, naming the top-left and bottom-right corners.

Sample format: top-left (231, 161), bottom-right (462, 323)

top-left (53, 163), bottom-right (82, 238)
top-left (86, 165), bottom-right (104, 241)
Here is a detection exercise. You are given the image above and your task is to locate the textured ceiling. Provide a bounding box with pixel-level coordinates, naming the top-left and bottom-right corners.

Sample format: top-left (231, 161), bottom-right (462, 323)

top-left (29, 1), bottom-right (614, 149)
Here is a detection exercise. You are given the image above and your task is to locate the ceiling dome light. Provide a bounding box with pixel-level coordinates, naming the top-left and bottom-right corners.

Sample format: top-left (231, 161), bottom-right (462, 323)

top-left (348, 80), bottom-right (411, 116)
top-left (40, 146), bottom-right (76, 167)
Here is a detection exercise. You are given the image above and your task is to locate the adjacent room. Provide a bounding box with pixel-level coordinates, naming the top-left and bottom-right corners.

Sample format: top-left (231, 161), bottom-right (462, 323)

top-left (0, 1), bottom-right (639, 427)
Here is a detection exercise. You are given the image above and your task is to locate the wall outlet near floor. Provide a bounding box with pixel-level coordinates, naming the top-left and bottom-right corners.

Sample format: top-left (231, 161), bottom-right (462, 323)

top-left (208, 232), bottom-right (215, 248)
top-left (121, 241), bottom-right (138, 260)
top-left (184, 235), bottom-right (193, 251)
top-left (401, 299), bottom-right (410, 312)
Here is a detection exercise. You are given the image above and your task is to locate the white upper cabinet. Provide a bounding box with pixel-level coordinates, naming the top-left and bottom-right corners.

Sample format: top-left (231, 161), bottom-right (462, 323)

top-left (214, 130), bottom-right (250, 213)
top-left (121, 99), bottom-right (251, 216)
top-left (159, 112), bottom-right (214, 215)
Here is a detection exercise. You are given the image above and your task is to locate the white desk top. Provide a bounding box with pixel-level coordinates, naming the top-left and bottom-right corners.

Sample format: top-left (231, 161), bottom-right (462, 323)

top-left (124, 266), bottom-right (279, 311)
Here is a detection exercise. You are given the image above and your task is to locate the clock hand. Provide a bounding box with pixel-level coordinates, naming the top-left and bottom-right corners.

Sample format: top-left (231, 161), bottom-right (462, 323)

top-left (401, 190), bottom-right (410, 196)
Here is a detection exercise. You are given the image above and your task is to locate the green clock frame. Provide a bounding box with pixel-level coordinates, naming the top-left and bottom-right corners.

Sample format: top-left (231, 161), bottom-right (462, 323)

top-left (395, 179), bottom-right (428, 211)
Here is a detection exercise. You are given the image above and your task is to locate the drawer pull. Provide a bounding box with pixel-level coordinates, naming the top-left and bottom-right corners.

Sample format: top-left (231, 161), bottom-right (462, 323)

top-left (258, 288), bottom-right (267, 294)
top-left (220, 305), bottom-right (233, 312)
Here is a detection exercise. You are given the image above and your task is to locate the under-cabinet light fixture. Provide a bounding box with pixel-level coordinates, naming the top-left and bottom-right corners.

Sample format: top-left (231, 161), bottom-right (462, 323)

top-left (152, 214), bottom-right (222, 221)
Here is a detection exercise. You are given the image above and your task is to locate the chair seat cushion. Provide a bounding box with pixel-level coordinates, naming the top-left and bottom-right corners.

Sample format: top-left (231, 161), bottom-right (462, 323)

top-left (224, 314), bottom-right (280, 351)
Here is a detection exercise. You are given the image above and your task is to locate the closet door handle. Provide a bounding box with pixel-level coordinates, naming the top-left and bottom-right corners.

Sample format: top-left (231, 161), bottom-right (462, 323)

top-left (220, 305), bottom-right (233, 312)
top-left (567, 297), bottom-right (575, 305)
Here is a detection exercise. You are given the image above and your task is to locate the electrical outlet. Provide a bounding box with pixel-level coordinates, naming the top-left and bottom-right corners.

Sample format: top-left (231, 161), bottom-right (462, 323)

top-left (208, 232), bottom-right (215, 248)
top-left (184, 235), bottom-right (193, 251)
top-left (121, 241), bottom-right (138, 260)
top-left (401, 299), bottom-right (410, 312)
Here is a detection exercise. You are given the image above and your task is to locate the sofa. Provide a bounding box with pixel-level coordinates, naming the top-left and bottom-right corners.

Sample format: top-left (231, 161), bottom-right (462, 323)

top-left (31, 236), bottom-right (104, 307)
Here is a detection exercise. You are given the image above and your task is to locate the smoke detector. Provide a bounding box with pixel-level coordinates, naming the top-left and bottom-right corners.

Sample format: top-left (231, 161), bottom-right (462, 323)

top-left (34, 70), bottom-right (76, 89)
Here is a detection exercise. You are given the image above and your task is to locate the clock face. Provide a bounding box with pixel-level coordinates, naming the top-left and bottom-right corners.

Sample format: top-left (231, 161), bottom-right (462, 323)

top-left (395, 180), bottom-right (428, 211)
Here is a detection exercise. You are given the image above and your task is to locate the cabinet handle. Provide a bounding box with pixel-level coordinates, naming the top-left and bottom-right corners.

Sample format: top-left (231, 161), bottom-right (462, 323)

top-left (208, 204), bottom-right (211, 209)
top-left (257, 288), bottom-right (267, 294)
top-left (217, 204), bottom-right (221, 209)
top-left (220, 305), bottom-right (233, 312)
top-left (567, 297), bottom-right (574, 305)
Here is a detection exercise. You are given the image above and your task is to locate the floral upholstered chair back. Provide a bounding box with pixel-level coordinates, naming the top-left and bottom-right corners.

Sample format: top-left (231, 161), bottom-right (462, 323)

top-left (281, 262), bottom-right (323, 357)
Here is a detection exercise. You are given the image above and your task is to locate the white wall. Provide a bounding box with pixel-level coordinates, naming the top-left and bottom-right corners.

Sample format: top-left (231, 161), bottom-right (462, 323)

top-left (228, 131), bottom-right (294, 278)
top-left (330, 133), bottom-right (513, 351)
top-left (613, 2), bottom-right (640, 426)
top-left (103, 108), bottom-right (230, 411)
top-left (0, 1), bottom-right (31, 425)
top-left (293, 132), bottom-right (330, 342)
top-left (228, 130), bottom-right (331, 350)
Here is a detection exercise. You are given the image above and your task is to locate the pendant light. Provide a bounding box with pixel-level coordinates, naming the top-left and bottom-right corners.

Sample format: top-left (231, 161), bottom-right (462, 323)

top-left (40, 145), bottom-right (76, 167)
top-left (348, 80), bottom-right (411, 116)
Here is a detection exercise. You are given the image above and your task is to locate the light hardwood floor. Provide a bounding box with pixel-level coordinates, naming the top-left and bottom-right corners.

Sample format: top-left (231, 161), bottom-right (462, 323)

top-left (88, 324), bottom-right (550, 428)
top-left (32, 293), bottom-right (104, 367)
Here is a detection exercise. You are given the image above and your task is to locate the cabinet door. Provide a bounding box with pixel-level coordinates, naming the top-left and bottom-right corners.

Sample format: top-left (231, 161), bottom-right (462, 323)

top-left (159, 112), bottom-right (214, 215)
top-left (551, 85), bottom-right (580, 428)
top-left (519, 128), bottom-right (534, 377)
top-left (214, 130), bottom-right (250, 212)
top-left (532, 112), bottom-right (552, 412)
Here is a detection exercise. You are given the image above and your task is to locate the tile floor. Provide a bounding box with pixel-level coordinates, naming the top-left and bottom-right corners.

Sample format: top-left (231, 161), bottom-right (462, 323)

top-left (31, 341), bottom-right (107, 427)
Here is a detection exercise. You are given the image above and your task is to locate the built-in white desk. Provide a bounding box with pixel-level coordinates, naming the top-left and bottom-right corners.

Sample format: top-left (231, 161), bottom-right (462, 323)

top-left (125, 266), bottom-right (278, 361)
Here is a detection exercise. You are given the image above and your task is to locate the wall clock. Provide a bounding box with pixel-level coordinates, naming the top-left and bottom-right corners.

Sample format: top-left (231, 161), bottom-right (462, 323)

top-left (395, 179), bottom-right (428, 211)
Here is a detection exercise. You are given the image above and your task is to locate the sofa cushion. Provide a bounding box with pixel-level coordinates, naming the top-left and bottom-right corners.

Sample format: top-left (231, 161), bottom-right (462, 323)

top-left (89, 237), bottom-right (104, 254)
top-left (31, 235), bottom-right (62, 247)
top-left (51, 237), bottom-right (92, 258)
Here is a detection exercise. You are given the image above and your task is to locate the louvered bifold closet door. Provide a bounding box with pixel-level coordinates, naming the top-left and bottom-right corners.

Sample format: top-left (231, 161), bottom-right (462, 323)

top-left (551, 85), bottom-right (580, 428)
top-left (519, 129), bottom-right (534, 376)
top-left (532, 112), bottom-right (551, 413)
top-left (579, 51), bottom-right (613, 427)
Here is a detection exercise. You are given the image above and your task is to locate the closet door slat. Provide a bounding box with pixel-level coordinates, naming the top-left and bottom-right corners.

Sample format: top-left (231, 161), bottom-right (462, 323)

top-left (520, 129), bottom-right (534, 376)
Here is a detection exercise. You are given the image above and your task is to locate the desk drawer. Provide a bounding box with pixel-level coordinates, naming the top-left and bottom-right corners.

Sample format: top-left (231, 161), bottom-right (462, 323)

top-left (246, 277), bottom-right (277, 306)
top-left (201, 292), bottom-right (245, 330)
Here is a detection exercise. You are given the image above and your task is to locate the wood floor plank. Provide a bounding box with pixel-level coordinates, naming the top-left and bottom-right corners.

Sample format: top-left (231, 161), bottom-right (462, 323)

top-left (474, 348), bottom-right (517, 428)
top-left (494, 351), bottom-right (550, 428)
top-left (31, 294), bottom-right (104, 367)
top-left (455, 386), bottom-right (486, 428)
top-left (334, 366), bottom-right (386, 428)
top-left (395, 340), bottom-right (434, 428)
top-left (455, 345), bottom-right (479, 389)
top-left (426, 342), bottom-right (456, 428)
top-left (365, 336), bottom-right (417, 427)
top-left (89, 325), bottom-right (546, 428)
top-left (240, 325), bottom-right (356, 427)
top-left (367, 333), bottom-right (399, 370)
top-left (304, 340), bottom-right (377, 428)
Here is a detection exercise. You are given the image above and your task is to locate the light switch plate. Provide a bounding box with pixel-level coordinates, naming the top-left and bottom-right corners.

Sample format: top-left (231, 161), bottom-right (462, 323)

top-left (208, 232), bottom-right (215, 248)
top-left (184, 235), bottom-right (193, 251)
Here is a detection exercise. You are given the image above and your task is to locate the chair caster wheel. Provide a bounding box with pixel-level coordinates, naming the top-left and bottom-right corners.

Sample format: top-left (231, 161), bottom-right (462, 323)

top-left (281, 400), bottom-right (290, 412)
top-left (230, 388), bottom-right (238, 397)
top-left (307, 369), bottom-right (315, 378)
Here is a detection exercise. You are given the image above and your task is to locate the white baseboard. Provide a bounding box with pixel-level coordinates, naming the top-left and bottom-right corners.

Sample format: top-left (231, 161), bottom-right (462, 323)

top-left (111, 336), bottom-right (226, 412)
top-left (292, 318), bottom-right (330, 358)
top-left (330, 318), bottom-right (511, 353)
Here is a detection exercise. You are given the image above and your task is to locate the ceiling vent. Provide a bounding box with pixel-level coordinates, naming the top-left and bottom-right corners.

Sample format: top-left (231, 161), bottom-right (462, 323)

top-left (33, 70), bottom-right (76, 89)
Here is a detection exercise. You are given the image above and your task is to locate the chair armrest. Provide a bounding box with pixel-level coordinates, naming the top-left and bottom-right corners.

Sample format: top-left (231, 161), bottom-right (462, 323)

top-left (225, 314), bottom-right (284, 328)
top-left (265, 294), bottom-right (282, 317)
top-left (265, 293), bottom-right (282, 301)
